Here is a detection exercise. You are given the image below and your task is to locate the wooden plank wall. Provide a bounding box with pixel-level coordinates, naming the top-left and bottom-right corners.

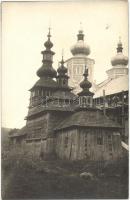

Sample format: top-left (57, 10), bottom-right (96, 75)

top-left (26, 113), bottom-right (49, 139)
top-left (55, 128), bottom-right (122, 161)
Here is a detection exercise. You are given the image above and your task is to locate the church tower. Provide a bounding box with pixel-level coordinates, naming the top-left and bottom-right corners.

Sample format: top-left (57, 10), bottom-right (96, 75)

top-left (57, 55), bottom-right (71, 91)
top-left (106, 37), bottom-right (128, 79)
top-left (66, 27), bottom-right (95, 94)
top-left (28, 28), bottom-right (58, 110)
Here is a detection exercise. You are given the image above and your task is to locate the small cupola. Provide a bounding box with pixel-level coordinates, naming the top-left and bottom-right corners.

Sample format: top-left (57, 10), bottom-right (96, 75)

top-left (78, 65), bottom-right (94, 97)
top-left (57, 54), bottom-right (71, 91)
top-left (111, 37), bottom-right (128, 67)
top-left (70, 27), bottom-right (90, 56)
top-left (78, 65), bottom-right (94, 107)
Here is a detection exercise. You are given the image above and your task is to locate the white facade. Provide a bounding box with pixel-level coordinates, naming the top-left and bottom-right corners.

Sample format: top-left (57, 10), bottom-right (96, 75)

top-left (65, 29), bottom-right (95, 94)
top-left (94, 39), bottom-right (128, 97)
top-left (106, 65), bottom-right (128, 80)
top-left (66, 56), bottom-right (95, 94)
top-left (94, 75), bottom-right (128, 98)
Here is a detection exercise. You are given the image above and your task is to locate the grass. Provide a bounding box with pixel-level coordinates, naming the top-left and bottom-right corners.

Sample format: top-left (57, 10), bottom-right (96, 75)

top-left (2, 150), bottom-right (128, 199)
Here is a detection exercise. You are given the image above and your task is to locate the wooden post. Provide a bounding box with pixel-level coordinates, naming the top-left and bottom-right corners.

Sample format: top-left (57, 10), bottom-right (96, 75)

top-left (103, 90), bottom-right (106, 116)
top-left (121, 90), bottom-right (125, 140)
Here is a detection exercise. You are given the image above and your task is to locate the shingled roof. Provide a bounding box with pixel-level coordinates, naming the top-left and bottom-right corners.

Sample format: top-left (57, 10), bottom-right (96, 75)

top-left (26, 103), bottom-right (74, 119)
top-left (9, 126), bottom-right (27, 138)
top-left (30, 77), bottom-right (58, 91)
top-left (55, 109), bottom-right (122, 131)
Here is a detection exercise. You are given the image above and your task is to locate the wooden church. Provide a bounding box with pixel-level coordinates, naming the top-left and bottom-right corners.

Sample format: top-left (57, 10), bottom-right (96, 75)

top-left (9, 29), bottom-right (122, 161)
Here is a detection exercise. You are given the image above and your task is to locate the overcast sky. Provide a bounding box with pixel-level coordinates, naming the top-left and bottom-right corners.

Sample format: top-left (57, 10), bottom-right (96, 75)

top-left (2, 0), bottom-right (128, 128)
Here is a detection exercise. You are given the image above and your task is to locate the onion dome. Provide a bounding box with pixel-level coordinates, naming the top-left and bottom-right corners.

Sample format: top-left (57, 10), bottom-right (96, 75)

top-left (36, 28), bottom-right (57, 78)
top-left (44, 30), bottom-right (53, 49)
top-left (70, 29), bottom-right (90, 56)
top-left (111, 38), bottom-right (128, 66)
top-left (37, 66), bottom-right (56, 78)
top-left (78, 65), bottom-right (94, 96)
top-left (57, 56), bottom-right (68, 75)
top-left (56, 55), bottom-right (71, 91)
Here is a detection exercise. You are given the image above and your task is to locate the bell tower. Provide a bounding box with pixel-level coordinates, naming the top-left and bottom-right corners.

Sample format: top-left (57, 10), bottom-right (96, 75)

top-left (66, 26), bottom-right (95, 94)
top-left (28, 28), bottom-right (58, 113)
top-left (107, 37), bottom-right (128, 79)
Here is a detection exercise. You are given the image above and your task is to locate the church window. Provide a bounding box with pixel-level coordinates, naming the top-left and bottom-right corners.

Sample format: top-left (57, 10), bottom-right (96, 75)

top-left (73, 68), bottom-right (76, 74)
top-left (83, 97), bottom-right (87, 104)
top-left (80, 67), bottom-right (83, 74)
top-left (76, 66), bottom-right (78, 74)
top-left (43, 54), bottom-right (52, 61)
top-left (43, 54), bottom-right (47, 60)
top-left (97, 134), bottom-right (103, 145)
top-left (64, 136), bottom-right (68, 148)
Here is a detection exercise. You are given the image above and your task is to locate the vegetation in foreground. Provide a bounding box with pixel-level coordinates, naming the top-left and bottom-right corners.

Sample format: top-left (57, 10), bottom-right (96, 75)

top-left (2, 147), bottom-right (128, 199)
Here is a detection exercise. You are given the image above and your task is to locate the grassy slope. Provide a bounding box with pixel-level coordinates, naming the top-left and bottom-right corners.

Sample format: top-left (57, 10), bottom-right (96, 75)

top-left (2, 153), bottom-right (128, 199)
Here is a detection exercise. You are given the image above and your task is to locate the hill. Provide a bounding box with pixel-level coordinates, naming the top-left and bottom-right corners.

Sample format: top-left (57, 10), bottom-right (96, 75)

top-left (1, 127), bottom-right (12, 150)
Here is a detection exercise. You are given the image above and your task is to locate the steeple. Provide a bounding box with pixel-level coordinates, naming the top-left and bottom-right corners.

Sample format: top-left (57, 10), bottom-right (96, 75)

top-left (29, 28), bottom-right (58, 107)
top-left (57, 52), bottom-right (71, 91)
top-left (117, 36), bottom-right (123, 53)
top-left (37, 28), bottom-right (57, 78)
top-left (78, 65), bottom-right (94, 97)
top-left (111, 37), bottom-right (128, 67)
top-left (70, 27), bottom-right (90, 56)
top-left (106, 37), bottom-right (128, 79)
top-left (77, 23), bottom-right (84, 41)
